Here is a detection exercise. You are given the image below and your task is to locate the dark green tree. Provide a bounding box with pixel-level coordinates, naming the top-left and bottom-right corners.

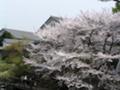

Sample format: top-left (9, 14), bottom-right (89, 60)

top-left (99, 0), bottom-right (120, 13)
top-left (0, 31), bottom-right (14, 46)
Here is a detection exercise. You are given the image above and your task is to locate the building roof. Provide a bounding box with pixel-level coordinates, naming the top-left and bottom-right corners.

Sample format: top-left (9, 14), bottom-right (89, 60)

top-left (3, 39), bottom-right (22, 44)
top-left (40, 16), bottom-right (62, 29)
top-left (0, 28), bottom-right (40, 40)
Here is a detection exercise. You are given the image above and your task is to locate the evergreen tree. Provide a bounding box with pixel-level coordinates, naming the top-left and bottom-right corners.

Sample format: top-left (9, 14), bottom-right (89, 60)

top-left (99, 0), bottom-right (120, 13)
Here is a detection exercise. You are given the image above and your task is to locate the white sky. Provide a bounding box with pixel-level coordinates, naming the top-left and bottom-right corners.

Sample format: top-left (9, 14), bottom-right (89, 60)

top-left (0, 0), bottom-right (114, 32)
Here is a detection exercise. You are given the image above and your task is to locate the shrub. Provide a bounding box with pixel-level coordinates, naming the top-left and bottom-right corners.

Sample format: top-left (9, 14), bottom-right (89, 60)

top-left (0, 42), bottom-right (30, 79)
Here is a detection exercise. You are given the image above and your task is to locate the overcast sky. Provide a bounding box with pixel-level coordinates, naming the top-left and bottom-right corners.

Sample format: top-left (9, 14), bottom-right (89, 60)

top-left (0, 0), bottom-right (114, 32)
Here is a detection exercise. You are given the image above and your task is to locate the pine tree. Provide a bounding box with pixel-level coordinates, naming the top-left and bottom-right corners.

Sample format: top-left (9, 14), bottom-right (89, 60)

top-left (99, 0), bottom-right (120, 13)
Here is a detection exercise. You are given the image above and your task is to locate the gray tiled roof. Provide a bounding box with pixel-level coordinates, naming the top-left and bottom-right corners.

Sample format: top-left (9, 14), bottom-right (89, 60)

top-left (0, 28), bottom-right (40, 40)
top-left (40, 16), bottom-right (62, 29)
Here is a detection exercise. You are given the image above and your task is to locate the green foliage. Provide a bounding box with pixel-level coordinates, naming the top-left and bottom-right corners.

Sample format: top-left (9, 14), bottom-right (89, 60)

top-left (0, 31), bottom-right (14, 46)
top-left (112, 2), bottom-right (120, 13)
top-left (99, 0), bottom-right (120, 13)
top-left (2, 31), bottom-right (14, 39)
top-left (0, 42), bottom-right (30, 79)
top-left (4, 41), bottom-right (24, 55)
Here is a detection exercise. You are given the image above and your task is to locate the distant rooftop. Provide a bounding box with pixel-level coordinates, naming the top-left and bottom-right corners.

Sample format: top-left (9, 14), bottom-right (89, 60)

top-left (40, 16), bottom-right (63, 29)
top-left (0, 28), bottom-right (40, 40)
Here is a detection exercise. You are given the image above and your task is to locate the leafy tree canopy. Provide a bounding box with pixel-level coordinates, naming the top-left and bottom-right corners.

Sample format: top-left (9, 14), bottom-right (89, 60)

top-left (0, 31), bottom-right (14, 46)
top-left (99, 0), bottom-right (120, 13)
